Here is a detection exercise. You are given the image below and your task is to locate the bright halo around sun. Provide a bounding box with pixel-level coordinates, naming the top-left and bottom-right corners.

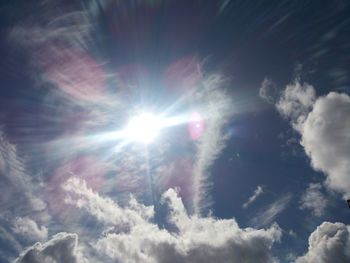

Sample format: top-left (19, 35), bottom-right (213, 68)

top-left (125, 112), bottom-right (163, 144)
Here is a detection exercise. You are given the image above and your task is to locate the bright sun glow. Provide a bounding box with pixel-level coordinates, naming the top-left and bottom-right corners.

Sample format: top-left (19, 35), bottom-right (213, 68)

top-left (125, 112), bottom-right (162, 144)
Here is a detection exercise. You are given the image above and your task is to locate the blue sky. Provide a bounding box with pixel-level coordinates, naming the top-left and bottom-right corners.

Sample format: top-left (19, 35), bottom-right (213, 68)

top-left (0, 1), bottom-right (349, 262)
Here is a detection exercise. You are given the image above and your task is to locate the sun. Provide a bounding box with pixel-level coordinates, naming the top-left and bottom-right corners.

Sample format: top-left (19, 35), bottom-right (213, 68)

top-left (125, 112), bottom-right (162, 144)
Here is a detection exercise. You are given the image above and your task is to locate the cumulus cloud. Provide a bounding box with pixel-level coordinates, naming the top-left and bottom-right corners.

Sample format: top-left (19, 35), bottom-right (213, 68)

top-left (299, 183), bottom-right (327, 217)
top-left (295, 222), bottom-right (350, 263)
top-left (250, 193), bottom-right (292, 228)
top-left (12, 217), bottom-right (48, 242)
top-left (63, 177), bottom-right (153, 227)
top-left (259, 77), bottom-right (278, 104)
top-left (301, 92), bottom-right (350, 198)
top-left (15, 232), bottom-right (87, 263)
top-left (243, 185), bottom-right (264, 208)
top-left (63, 177), bottom-right (281, 263)
top-left (276, 82), bottom-right (350, 198)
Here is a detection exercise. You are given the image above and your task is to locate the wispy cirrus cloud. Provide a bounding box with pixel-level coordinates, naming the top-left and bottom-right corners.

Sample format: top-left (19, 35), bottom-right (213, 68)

top-left (0, 129), bottom-right (46, 216)
top-left (0, 225), bottom-right (22, 262)
top-left (250, 193), bottom-right (292, 228)
top-left (191, 74), bottom-right (232, 214)
top-left (0, 128), bottom-right (49, 260)
top-left (243, 185), bottom-right (264, 209)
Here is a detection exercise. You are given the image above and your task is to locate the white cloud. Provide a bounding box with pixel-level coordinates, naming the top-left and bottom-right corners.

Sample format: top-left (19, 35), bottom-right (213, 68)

top-left (64, 177), bottom-right (282, 263)
top-left (250, 193), bottom-right (292, 228)
top-left (243, 185), bottom-right (264, 208)
top-left (276, 81), bottom-right (316, 131)
top-left (12, 217), bottom-right (48, 242)
top-left (191, 74), bottom-right (232, 214)
top-left (10, 8), bottom-right (91, 50)
top-left (0, 129), bottom-right (46, 215)
top-left (15, 232), bottom-right (87, 263)
top-left (0, 130), bottom-right (31, 195)
top-left (276, 82), bottom-right (350, 198)
top-left (295, 222), bottom-right (350, 263)
top-left (259, 77), bottom-right (278, 104)
top-left (63, 177), bottom-right (153, 227)
top-left (301, 92), bottom-right (350, 198)
top-left (299, 183), bottom-right (327, 217)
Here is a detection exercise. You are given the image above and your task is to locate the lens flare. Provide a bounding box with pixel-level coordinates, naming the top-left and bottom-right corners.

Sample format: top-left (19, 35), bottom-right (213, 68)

top-left (188, 112), bottom-right (205, 140)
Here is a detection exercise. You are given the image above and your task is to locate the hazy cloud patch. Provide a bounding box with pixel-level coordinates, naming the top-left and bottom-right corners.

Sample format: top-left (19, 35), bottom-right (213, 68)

top-left (259, 77), bottom-right (278, 104)
top-left (12, 217), bottom-right (48, 242)
top-left (276, 81), bottom-right (316, 131)
top-left (299, 183), bottom-right (327, 217)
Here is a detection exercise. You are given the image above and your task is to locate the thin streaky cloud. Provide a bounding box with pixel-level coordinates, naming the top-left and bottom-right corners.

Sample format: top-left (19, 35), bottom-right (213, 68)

top-left (250, 193), bottom-right (292, 228)
top-left (243, 185), bottom-right (264, 209)
top-left (191, 74), bottom-right (232, 215)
